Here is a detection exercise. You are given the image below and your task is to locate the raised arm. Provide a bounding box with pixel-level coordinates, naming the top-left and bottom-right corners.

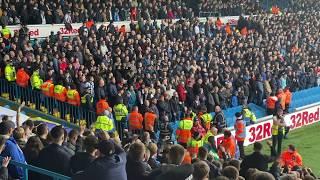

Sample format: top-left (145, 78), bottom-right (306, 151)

top-left (16, 102), bottom-right (25, 127)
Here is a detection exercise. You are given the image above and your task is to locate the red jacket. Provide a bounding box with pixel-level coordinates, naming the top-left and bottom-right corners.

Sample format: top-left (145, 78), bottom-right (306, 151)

top-left (176, 83), bottom-right (187, 102)
top-left (16, 68), bottom-right (30, 88)
top-left (280, 150), bottom-right (302, 168)
top-left (129, 111), bottom-right (143, 130)
top-left (96, 99), bottom-right (110, 115)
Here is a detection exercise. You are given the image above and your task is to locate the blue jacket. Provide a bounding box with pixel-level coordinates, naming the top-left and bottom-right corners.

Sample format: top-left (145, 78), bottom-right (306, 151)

top-left (1, 137), bottom-right (26, 179)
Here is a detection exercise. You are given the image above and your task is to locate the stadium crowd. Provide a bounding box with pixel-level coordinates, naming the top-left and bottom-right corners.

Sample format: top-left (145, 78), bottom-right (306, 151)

top-left (0, 103), bottom-right (317, 180)
top-left (0, 0), bottom-right (319, 179)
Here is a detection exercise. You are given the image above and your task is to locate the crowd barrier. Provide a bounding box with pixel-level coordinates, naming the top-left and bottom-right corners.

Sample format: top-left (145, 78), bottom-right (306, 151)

top-left (0, 156), bottom-right (70, 180)
top-left (0, 79), bottom-right (96, 127)
top-left (214, 102), bottom-right (320, 147)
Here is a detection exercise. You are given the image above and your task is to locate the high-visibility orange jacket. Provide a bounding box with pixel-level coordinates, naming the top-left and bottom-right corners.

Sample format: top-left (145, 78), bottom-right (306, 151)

top-left (225, 24), bottom-right (232, 35)
top-left (54, 85), bottom-right (67, 102)
top-left (215, 18), bottom-right (222, 29)
top-left (66, 89), bottom-right (81, 106)
top-left (96, 99), bottom-right (110, 115)
top-left (218, 136), bottom-right (236, 159)
top-left (241, 27), bottom-right (248, 36)
top-left (266, 96), bottom-right (278, 109)
top-left (129, 110), bottom-right (144, 130)
top-left (182, 151), bottom-right (192, 165)
top-left (277, 92), bottom-right (286, 110)
top-left (144, 112), bottom-right (157, 131)
top-left (41, 80), bottom-right (54, 97)
top-left (284, 89), bottom-right (292, 105)
top-left (280, 150), bottom-right (302, 168)
top-left (16, 68), bottom-right (30, 88)
top-left (234, 120), bottom-right (246, 142)
top-left (176, 118), bottom-right (193, 144)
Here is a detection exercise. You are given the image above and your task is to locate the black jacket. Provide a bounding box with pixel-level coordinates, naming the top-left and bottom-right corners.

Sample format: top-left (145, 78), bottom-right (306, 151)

top-left (0, 167), bottom-right (8, 180)
top-left (126, 155), bottom-right (149, 180)
top-left (37, 143), bottom-right (72, 179)
top-left (240, 151), bottom-right (274, 177)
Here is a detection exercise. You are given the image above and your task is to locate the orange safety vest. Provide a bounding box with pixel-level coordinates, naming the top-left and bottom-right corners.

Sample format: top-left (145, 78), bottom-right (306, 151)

top-left (218, 136), bottom-right (236, 159)
top-left (129, 111), bottom-right (143, 130)
top-left (41, 80), bottom-right (54, 97)
top-left (96, 99), bottom-right (110, 115)
top-left (225, 24), bottom-right (232, 35)
top-left (67, 89), bottom-right (80, 106)
top-left (235, 120), bottom-right (246, 141)
top-left (266, 96), bottom-right (278, 109)
top-left (284, 89), bottom-right (292, 105)
top-left (280, 150), bottom-right (302, 168)
top-left (144, 112), bottom-right (157, 131)
top-left (277, 92), bottom-right (286, 110)
top-left (54, 85), bottom-right (67, 102)
top-left (16, 69), bottom-right (30, 88)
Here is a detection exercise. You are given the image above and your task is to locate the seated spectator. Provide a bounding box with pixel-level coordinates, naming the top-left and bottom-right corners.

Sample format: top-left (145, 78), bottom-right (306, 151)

top-left (70, 135), bottom-right (98, 175)
top-left (37, 125), bottom-right (72, 178)
top-left (0, 121), bottom-right (26, 179)
top-left (73, 139), bottom-right (127, 180)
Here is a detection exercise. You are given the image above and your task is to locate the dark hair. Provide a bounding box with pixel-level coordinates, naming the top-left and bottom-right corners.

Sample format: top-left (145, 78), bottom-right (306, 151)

top-left (50, 126), bottom-right (64, 140)
top-left (0, 121), bottom-right (15, 135)
top-left (208, 136), bottom-right (215, 145)
top-left (25, 136), bottom-right (44, 152)
top-left (68, 129), bottom-right (79, 139)
top-left (253, 142), bottom-right (263, 151)
top-left (83, 135), bottom-right (98, 154)
top-left (198, 147), bottom-right (208, 160)
top-left (253, 172), bottom-right (275, 180)
top-left (288, 144), bottom-right (296, 151)
top-left (129, 142), bottom-right (145, 161)
top-left (36, 123), bottom-right (48, 136)
top-left (224, 130), bottom-right (232, 137)
top-left (229, 159), bottom-right (241, 171)
top-left (222, 166), bottom-right (239, 180)
top-left (24, 120), bottom-right (34, 129)
top-left (192, 161), bottom-right (210, 180)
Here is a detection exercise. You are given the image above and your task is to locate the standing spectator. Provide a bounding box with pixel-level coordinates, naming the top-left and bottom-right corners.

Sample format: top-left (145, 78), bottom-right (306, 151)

top-left (0, 121), bottom-right (26, 179)
top-left (37, 125), bottom-right (72, 179)
top-left (271, 109), bottom-right (286, 156)
top-left (212, 106), bottom-right (226, 133)
top-left (36, 123), bottom-right (50, 147)
top-left (23, 136), bottom-right (44, 180)
top-left (63, 129), bottom-right (79, 156)
top-left (126, 142), bottom-right (149, 180)
top-left (73, 139), bottom-right (127, 180)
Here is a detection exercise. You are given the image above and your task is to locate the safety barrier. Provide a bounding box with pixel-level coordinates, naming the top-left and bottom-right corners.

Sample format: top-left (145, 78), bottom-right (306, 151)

top-left (0, 78), bottom-right (96, 127)
top-left (0, 156), bottom-right (70, 180)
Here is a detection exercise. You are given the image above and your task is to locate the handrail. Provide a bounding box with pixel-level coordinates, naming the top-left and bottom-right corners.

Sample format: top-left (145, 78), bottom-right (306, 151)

top-left (0, 97), bottom-right (79, 130)
top-left (0, 156), bottom-right (70, 180)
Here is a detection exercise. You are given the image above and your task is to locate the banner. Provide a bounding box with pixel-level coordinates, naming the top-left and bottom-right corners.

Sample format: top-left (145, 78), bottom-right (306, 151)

top-left (0, 106), bottom-right (29, 127)
top-left (1, 16), bottom-right (244, 39)
top-left (215, 104), bottom-right (320, 147)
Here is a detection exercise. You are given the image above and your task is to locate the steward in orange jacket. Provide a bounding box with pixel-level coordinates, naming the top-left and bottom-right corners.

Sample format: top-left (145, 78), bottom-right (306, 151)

top-left (225, 23), bottom-right (232, 35)
top-left (54, 84), bottom-right (67, 102)
top-left (280, 145), bottom-right (302, 168)
top-left (144, 109), bottom-right (157, 132)
top-left (215, 17), bottom-right (222, 29)
top-left (277, 89), bottom-right (286, 110)
top-left (16, 68), bottom-right (30, 88)
top-left (284, 87), bottom-right (292, 112)
top-left (218, 130), bottom-right (236, 160)
top-left (176, 114), bottom-right (193, 147)
top-left (96, 97), bottom-right (110, 115)
top-left (266, 92), bottom-right (278, 115)
top-left (66, 85), bottom-right (81, 106)
top-left (128, 106), bottom-right (144, 131)
top-left (41, 80), bottom-right (54, 97)
top-left (234, 112), bottom-right (246, 159)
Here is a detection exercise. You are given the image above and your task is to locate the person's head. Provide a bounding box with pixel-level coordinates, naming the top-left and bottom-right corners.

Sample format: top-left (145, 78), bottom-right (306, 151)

top-left (0, 121), bottom-right (15, 136)
top-left (68, 129), bottom-right (79, 145)
top-left (246, 168), bottom-right (258, 180)
top-left (252, 172), bottom-right (275, 180)
top-left (198, 147), bottom-right (208, 160)
top-left (253, 142), bottom-right (263, 152)
top-left (168, 144), bottom-right (185, 165)
top-left (97, 139), bottom-right (115, 157)
top-left (142, 131), bottom-right (150, 143)
top-left (128, 142), bottom-right (146, 161)
top-left (210, 127), bottom-right (218, 136)
top-left (277, 109), bottom-right (283, 116)
top-left (148, 143), bottom-right (158, 156)
top-left (288, 144), bottom-right (296, 153)
top-left (192, 161), bottom-right (210, 180)
top-left (207, 136), bottom-right (216, 147)
top-left (222, 166), bottom-right (239, 180)
top-left (83, 135), bottom-right (98, 154)
top-left (229, 159), bottom-right (241, 171)
top-left (13, 127), bottom-right (26, 141)
top-left (132, 106), bottom-right (138, 112)
top-left (36, 123), bottom-right (49, 138)
top-left (215, 106), bottom-right (221, 113)
top-left (25, 136), bottom-right (44, 152)
top-left (50, 126), bottom-right (65, 145)
top-left (223, 130), bottom-right (232, 139)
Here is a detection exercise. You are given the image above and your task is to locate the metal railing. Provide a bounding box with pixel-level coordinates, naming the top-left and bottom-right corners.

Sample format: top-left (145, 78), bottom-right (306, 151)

top-left (0, 78), bottom-right (96, 127)
top-left (0, 156), bottom-right (70, 180)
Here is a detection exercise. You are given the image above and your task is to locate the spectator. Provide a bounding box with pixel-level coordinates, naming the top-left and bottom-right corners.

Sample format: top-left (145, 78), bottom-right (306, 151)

top-left (192, 161), bottom-right (210, 180)
top-left (126, 142), bottom-right (149, 180)
top-left (0, 136), bottom-right (11, 180)
top-left (222, 166), bottom-right (240, 180)
top-left (13, 127), bottom-right (27, 149)
top-left (63, 129), bottom-right (79, 156)
top-left (36, 123), bottom-right (50, 147)
top-left (23, 136), bottom-right (44, 179)
top-left (37, 125), bottom-right (72, 179)
top-left (0, 121), bottom-right (26, 179)
top-left (73, 139), bottom-right (127, 180)
top-left (213, 106), bottom-right (226, 133)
